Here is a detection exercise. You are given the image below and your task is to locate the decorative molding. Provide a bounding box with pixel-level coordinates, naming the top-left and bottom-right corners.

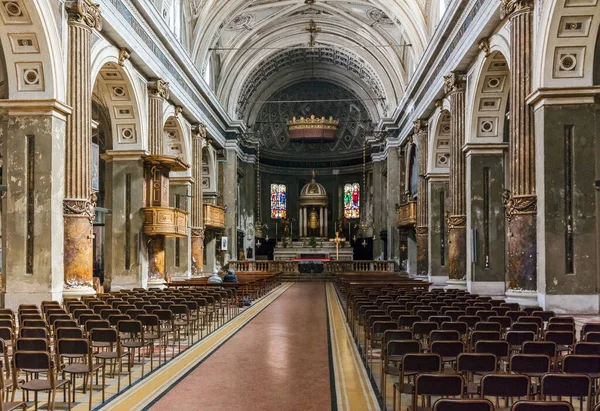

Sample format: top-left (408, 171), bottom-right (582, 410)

top-left (413, 119), bottom-right (428, 135)
top-left (415, 226), bottom-right (429, 235)
top-left (447, 214), bottom-right (467, 229)
top-left (478, 37), bottom-right (491, 57)
top-left (63, 197), bottom-right (96, 222)
top-left (499, 0), bottom-right (533, 20)
top-left (443, 71), bottom-right (467, 94)
top-left (118, 47), bottom-right (131, 66)
top-left (191, 228), bottom-right (205, 240)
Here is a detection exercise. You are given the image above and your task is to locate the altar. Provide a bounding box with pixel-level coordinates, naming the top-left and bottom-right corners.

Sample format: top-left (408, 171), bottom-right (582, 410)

top-left (273, 240), bottom-right (353, 261)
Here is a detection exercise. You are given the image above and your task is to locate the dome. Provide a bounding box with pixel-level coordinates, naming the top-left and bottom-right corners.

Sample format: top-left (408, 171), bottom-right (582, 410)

top-left (299, 171), bottom-right (328, 207)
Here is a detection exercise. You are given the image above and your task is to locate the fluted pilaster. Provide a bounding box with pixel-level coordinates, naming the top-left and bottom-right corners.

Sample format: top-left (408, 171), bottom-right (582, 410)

top-left (444, 71), bottom-right (467, 281)
top-left (147, 79), bottom-right (169, 156)
top-left (414, 119), bottom-right (429, 276)
top-left (504, 0), bottom-right (537, 290)
top-left (191, 123), bottom-right (205, 273)
top-left (63, 0), bottom-right (101, 294)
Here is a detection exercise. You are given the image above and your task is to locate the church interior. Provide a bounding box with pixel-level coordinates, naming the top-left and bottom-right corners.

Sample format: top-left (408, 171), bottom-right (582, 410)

top-left (0, 0), bottom-right (599, 410)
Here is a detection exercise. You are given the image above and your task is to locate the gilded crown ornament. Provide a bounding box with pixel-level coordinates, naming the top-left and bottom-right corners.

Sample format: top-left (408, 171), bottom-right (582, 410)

top-left (287, 115), bottom-right (339, 140)
top-left (66, 0), bottom-right (102, 31)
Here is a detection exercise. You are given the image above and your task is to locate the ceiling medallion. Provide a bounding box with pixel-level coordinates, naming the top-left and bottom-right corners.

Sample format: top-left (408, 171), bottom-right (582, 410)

top-left (287, 115), bottom-right (339, 141)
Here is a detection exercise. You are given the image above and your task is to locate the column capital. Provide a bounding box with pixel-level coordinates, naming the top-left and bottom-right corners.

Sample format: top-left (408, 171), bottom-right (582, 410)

top-left (443, 71), bottom-right (467, 95)
top-left (65, 0), bottom-right (102, 31)
top-left (63, 197), bottom-right (96, 223)
top-left (118, 48), bottom-right (131, 66)
top-left (500, 0), bottom-right (533, 18)
top-left (447, 214), bottom-right (467, 229)
top-left (148, 79), bottom-right (170, 100)
top-left (191, 227), bottom-right (205, 240)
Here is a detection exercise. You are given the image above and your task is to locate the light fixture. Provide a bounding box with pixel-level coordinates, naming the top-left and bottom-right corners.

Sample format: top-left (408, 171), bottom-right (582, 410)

top-left (287, 115), bottom-right (339, 140)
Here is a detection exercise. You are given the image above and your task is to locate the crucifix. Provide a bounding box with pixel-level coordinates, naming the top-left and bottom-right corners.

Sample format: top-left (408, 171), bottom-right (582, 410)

top-left (329, 231), bottom-right (346, 261)
top-left (304, 20), bottom-right (321, 48)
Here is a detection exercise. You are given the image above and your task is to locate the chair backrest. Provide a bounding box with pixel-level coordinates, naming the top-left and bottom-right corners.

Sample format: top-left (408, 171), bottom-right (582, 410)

top-left (433, 399), bottom-right (494, 411)
top-left (581, 323), bottom-right (600, 340)
top-left (511, 401), bottom-right (574, 411)
top-left (475, 322), bottom-right (502, 332)
top-left (507, 311), bottom-right (528, 322)
top-left (430, 330), bottom-right (460, 343)
top-left (541, 374), bottom-right (591, 407)
top-left (15, 338), bottom-right (48, 351)
top-left (522, 341), bottom-right (556, 358)
top-left (511, 323), bottom-right (539, 334)
top-left (383, 330), bottom-right (412, 345)
top-left (584, 332), bottom-right (600, 342)
top-left (108, 314), bottom-right (131, 327)
top-left (56, 327), bottom-right (84, 340)
top-left (13, 351), bottom-right (52, 374)
top-left (412, 321), bottom-right (438, 337)
top-left (562, 354), bottom-right (600, 375)
top-left (402, 353), bottom-right (442, 374)
top-left (544, 331), bottom-right (575, 347)
top-left (19, 327), bottom-right (48, 340)
top-left (475, 340), bottom-right (510, 358)
top-left (398, 315), bottom-right (421, 328)
top-left (510, 354), bottom-right (551, 375)
top-left (531, 311), bottom-right (555, 322)
top-left (574, 342), bottom-right (600, 355)
top-left (430, 341), bottom-right (465, 358)
top-left (85, 319), bottom-right (110, 333)
top-left (415, 373), bottom-right (464, 397)
top-left (138, 314), bottom-right (160, 327)
top-left (506, 331), bottom-right (536, 347)
top-left (441, 321), bottom-right (468, 336)
top-left (457, 353), bottom-right (497, 374)
top-left (53, 319), bottom-right (78, 329)
top-left (57, 338), bottom-right (90, 357)
top-left (90, 327), bottom-right (118, 344)
top-left (471, 331), bottom-right (501, 347)
top-left (481, 374), bottom-right (530, 398)
top-left (547, 323), bottom-right (574, 333)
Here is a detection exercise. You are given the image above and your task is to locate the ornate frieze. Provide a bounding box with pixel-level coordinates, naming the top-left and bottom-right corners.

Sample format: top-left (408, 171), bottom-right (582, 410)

top-left (447, 214), bottom-right (467, 229)
top-left (500, 0), bottom-right (534, 19)
top-left (63, 197), bottom-right (96, 222)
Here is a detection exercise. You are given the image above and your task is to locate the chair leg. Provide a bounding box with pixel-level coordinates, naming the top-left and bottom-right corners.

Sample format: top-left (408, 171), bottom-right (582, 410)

top-left (89, 371), bottom-right (93, 411)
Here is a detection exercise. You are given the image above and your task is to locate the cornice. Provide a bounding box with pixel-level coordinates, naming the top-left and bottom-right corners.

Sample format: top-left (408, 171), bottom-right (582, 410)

top-left (527, 87), bottom-right (600, 111)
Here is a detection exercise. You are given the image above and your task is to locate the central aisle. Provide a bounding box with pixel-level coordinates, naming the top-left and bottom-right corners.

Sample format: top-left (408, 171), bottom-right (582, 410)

top-left (150, 283), bottom-right (332, 411)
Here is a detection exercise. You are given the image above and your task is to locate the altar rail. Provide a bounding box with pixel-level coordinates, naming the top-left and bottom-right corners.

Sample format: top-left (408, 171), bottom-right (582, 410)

top-left (228, 260), bottom-right (395, 273)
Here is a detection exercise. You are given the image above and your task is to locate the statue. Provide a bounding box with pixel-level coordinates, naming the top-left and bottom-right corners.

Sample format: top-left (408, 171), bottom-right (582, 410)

top-left (282, 218), bottom-right (290, 237)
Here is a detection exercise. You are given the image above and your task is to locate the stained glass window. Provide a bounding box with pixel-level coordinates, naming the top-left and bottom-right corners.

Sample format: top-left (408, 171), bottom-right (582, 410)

top-left (344, 183), bottom-right (360, 219)
top-left (270, 184), bottom-right (287, 219)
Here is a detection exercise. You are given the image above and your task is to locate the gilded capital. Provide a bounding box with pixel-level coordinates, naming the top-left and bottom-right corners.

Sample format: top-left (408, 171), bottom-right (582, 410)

top-left (65, 0), bottom-right (102, 31)
top-left (443, 71), bottom-right (466, 95)
top-left (500, 0), bottom-right (534, 19)
top-left (478, 37), bottom-right (491, 57)
top-left (148, 79), bottom-right (170, 100)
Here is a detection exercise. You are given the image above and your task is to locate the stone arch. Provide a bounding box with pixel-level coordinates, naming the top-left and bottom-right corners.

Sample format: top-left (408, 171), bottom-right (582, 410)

top-left (91, 59), bottom-right (144, 151)
top-left (162, 113), bottom-right (191, 169)
top-left (536, 1), bottom-right (600, 89)
top-left (427, 108), bottom-right (451, 175)
top-left (202, 144), bottom-right (218, 196)
top-left (0, 0), bottom-right (64, 101)
top-left (467, 51), bottom-right (510, 145)
top-left (594, 26), bottom-right (600, 85)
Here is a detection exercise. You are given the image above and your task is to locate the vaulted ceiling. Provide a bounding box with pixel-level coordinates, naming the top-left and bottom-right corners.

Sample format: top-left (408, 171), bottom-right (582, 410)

top-left (187, 0), bottom-right (434, 126)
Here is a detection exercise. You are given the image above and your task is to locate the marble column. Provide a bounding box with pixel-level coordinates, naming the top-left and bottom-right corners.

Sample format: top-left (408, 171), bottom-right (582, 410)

top-left (372, 160), bottom-right (385, 259)
top-left (324, 208), bottom-right (328, 238)
top-left (190, 124), bottom-right (205, 275)
top-left (204, 231), bottom-right (217, 273)
top-left (0, 102), bottom-right (70, 308)
top-left (444, 71), bottom-right (467, 283)
top-left (502, 0), bottom-right (537, 291)
top-left (63, 0), bottom-right (102, 297)
top-left (299, 207), bottom-right (303, 237)
top-left (146, 79), bottom-right (169, 288)
top-left (387, 148), bottom-right (401, 263)
top-left (414, 120), bottom-right (429, 276)
top-left (103, 151), bottom-right (146, 290)
top-left (303, 207), bottom-right (307, 237)
top-left (319, 208), bottom-right (324, 237)
top-left (223, 147), bottom-right (238, 261)
top-left (166, 180), bottom-right (191, 280)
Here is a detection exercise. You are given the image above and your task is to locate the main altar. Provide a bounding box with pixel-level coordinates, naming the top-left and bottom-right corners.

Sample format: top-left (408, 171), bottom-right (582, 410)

top-left (273, 171), bottom-right (353, 261)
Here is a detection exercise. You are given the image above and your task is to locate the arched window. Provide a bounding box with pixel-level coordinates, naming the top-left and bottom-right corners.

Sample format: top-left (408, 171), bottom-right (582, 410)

top-left (270, 184), bottom-right (287, 219)
top-left (344, 183), bottom-right (360, 219)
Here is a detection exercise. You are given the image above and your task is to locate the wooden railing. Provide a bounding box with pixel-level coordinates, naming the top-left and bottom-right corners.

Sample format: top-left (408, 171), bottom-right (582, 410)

top-left (203, 203), bottom-right (225, 230)
top-left (228, 260), bottom-right (396, 273)
top-left (397, 201), bottom-right (417, 227)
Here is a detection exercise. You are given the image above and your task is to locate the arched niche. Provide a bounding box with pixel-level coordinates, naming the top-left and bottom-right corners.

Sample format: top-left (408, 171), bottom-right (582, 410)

top-left (427, 109), bottom-right (451, 175)
top-left (467, 51), bottom-right (510, 145)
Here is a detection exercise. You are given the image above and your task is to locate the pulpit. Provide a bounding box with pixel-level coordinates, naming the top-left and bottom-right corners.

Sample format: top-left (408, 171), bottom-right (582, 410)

top-left (298, 170), bottom-right (329, 238)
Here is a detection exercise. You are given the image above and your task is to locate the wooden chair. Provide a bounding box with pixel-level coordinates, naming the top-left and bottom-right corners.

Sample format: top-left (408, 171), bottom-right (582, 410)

top-left (413, 374), bottom-right (464, 410)
top-left (0, 361), bottom-right (25, 411)
top-left (512, 401), bottom-right (573, 411)
top-left (457, 353), bottom-right (497, 396)
top-left (56, 338), bottom-right (104, 409)
top-left (90, 328), bottom-right (125, 394)
top-left (480, 374), bottom-right (530, 410)
top-left (394, 353), bottom-right (441, 411)
top-left (13, 351), bottom-right (70, 411)
top-left (540, 374), bottom-right (591, 411)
